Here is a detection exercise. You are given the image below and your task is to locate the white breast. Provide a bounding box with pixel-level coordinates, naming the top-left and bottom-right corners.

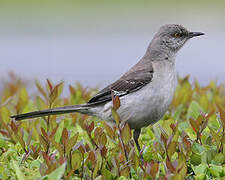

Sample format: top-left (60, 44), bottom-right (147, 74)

top-left (92, 60), bottom-right (177, 129)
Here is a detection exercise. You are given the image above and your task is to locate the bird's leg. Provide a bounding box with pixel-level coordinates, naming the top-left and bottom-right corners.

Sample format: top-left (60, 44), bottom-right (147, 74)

top-left (133, 129), bottom-right (143, 161)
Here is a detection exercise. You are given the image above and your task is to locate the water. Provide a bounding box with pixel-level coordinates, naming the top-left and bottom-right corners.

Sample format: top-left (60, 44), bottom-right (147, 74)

top-left (0, 1), bottom-right (224, 94)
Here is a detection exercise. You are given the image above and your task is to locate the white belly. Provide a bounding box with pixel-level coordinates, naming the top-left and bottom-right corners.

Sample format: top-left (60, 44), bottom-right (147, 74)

top-left (92, 61), bottom-right (177, 129)
top-left (121, 68), bottom-right (176, 129)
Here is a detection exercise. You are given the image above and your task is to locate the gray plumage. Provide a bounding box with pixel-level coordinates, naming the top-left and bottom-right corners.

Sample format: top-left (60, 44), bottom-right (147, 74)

top-left (11, 24), bottom-right (204, 156)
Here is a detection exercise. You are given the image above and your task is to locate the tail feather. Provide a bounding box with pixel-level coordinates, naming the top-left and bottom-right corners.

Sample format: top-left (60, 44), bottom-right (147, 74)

top-left (11, 104), bottom-right (88, 121)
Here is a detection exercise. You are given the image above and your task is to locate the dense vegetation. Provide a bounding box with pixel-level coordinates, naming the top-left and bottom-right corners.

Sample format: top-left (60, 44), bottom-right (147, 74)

top-left (0, 74), bottom-right (224, 179)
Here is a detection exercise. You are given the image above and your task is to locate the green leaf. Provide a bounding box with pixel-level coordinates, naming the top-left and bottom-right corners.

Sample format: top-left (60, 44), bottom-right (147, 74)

top-left (193, 164), bottom-right (208, 174)
top-left (103, 122), bottom-right (115, 139)
top-left (209, 164), bottom-right (223, 178)
top-left (102, 168), bottom-right (114, 180)
top-left (111, 108), bottom-right (120, 125)
top-left (167, 141), bottom-right (176, 158)
top-left (194, 174), bottom-right (206, 180)
top-left (173, 104), bottom-right (184, 121)
top-left (49, 137), bottom-right (64, 157)
top-left (171, 174), bottom-right (182, 180)
top-left (191, 152), bottom-right (202, 166)
top-left (47, 162), bottom-right (66, 180)
top-left (50, 86), bottom-right (58, 104)
top-left (187, 101), bottom-right (203, 120)
top-left (199, 94), bottom-right (209, 112)
top-left (121, 123), bottom-right (131, 145)
top-left (18, 88), bottom-right (28, 110)
top-left (35, 80), bottom-right (48, 100)
top-left (15, 134), bottom-right (26, 150)
top-left (212, 153), bottom-right (225, 165)
top-left (93, 159), bottom-right (99, 178)
top-left (66, 132), bottom-right (79, 154)
top-left (71, 150), bottom-right (82, 170)
top-left (189, 118), bottom-right (199, 133)
top-left (118, 176), bottom-right (127, 180)
top-left (11, 160), bottom-right (26, 180)
top-left (36, 96), bottom-right (47, 110)
top-left (55, 122), bottom-right (64, 143)
top-left (192, 142), bottom-right (205, 154)
top-left (1, 106), bottom-right (10, 123)
top-left (209, 127), bottom-right (220, 146)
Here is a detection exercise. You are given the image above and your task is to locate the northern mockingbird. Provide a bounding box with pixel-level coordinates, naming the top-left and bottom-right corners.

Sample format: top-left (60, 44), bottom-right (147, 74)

top-left (11, 24), bottom-right (204, 155)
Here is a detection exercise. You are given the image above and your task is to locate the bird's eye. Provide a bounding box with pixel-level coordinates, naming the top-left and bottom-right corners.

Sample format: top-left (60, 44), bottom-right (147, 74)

top-left (174, 33), bottom-right (182, 38)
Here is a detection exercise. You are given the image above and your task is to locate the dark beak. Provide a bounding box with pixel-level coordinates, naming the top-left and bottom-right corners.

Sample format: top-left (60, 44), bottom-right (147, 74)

top-left (188, 32), bottom-right (205, 38)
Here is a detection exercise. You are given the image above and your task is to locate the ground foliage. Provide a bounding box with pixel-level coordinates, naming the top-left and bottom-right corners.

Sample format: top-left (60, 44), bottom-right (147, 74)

top-left (0, 74), bottom-right (224, 179)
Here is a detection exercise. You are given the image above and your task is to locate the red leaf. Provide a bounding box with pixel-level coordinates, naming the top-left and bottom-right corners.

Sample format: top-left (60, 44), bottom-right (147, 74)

top-left (150, 161), bottom-right (159, 179)
top-left (30, 145), bottom-right (41, 159)
top-left (49, 124), bottom-right (59, 139)
top-left (206, 110), bottom-right (215, 120)
top-left (46, 79), bottom-right (53, 92)
top-left (31, 145), bottom-right (36, 153)
top-left (94, 127), bottom-right (103, 138)
top-left (0, 130), bottom-right (10, 137)
top-left (42, 151), bottom-right (51, 168)
top-left (69, 85), bottom-right (76, 95)
top-left (100, 146), bottom-right (107, 157)
top-left (58, 157), bottom-right (66, 165)
top-left (62, 128), bottom-right (68, 146)
top-left (21, 150), bottom-right (31, 163)
top-left (166, 157), bottom-right (176, 173)
top-left (10, 121), bottom-right (18, 133)
top-left (85, 144), bottom-right (90, 152)
top-left (182, 135), bottom-right (191, 151)
top-left (170, 123), bottom-right (176, 131)
top-left (189, 118), bottom-right (198, 133)
top-left (98, 132), bottom-right (107, 146)
top-left (118, 152), bottom-right (125, 162)
top-left (86, 121), bottom-right (94, 134)
top-left (41, 127), bottom-right (48, 140)
top-left (49, 82), bottom-right (63, 104)
top-left (112, 95), bottom-right (121, 110)
top-left (196, 115), bottom-right (204, 130)
top-left (88, 150), bottom-right (96, 163)
top-left (78, 144), bottom-right (86, 154)
top-left (39, 135), bottom-right (48, 152)
top-left (161, 133), bottom-right (168, 148)
top-left (218, 107), bottom-right (225, 127)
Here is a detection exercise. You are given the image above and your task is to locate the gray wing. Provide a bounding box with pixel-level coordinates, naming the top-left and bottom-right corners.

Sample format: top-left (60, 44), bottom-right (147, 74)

top-left (88, 67), bottom-right (154, 105)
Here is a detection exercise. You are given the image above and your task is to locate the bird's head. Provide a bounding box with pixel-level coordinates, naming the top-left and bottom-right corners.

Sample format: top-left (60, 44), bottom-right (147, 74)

top-left (151, 24), bottom-right (204, 54)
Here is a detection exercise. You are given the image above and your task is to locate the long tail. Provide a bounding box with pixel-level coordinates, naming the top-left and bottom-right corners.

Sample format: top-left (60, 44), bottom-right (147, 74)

top-left (11, 104), bottom-right (89, 121)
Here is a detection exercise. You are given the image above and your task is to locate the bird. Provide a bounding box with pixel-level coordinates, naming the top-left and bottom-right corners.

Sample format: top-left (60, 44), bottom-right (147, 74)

top-left (11, 24), bottom-right (204, 157)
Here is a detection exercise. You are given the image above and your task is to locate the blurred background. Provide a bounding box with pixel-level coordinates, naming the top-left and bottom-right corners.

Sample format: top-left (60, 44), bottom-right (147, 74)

top-left (0, 0), bottom-right (224, 94)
